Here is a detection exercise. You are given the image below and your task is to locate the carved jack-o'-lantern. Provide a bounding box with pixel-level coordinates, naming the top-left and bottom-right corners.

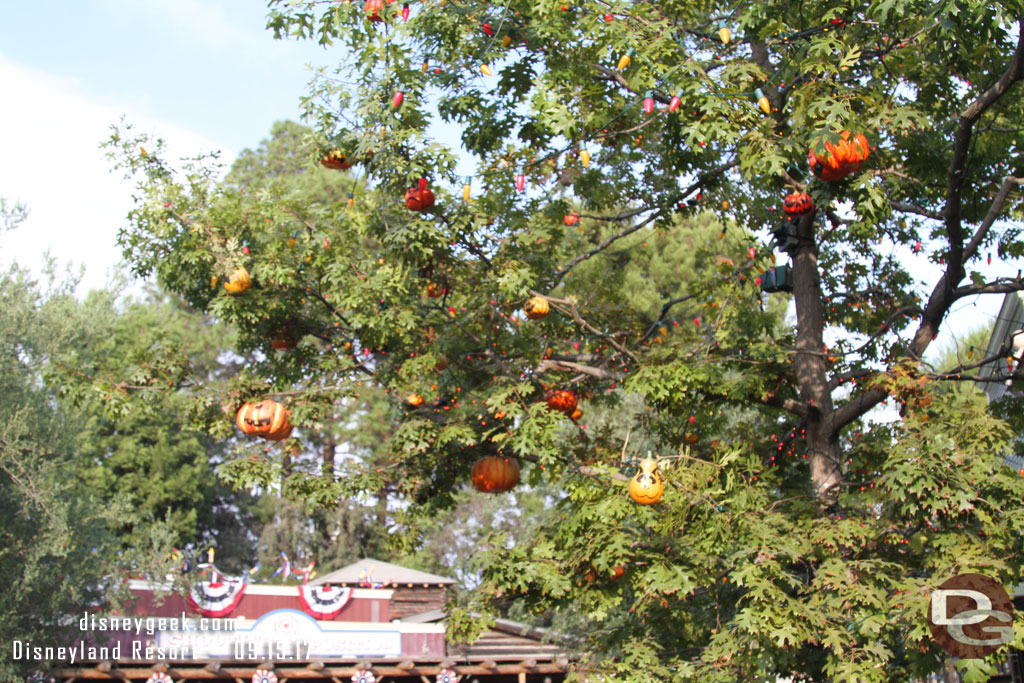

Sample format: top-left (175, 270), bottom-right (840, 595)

top-left (236, 400), bottom-right (291, 440)
top-left (546, 389), bottom-right (578, 416)
top-left (223, 267), bottom-right (251, 294)
top-left (471, 456), bottom-right (520, 493)
top-left (320, 148), bottom-right (353, 170)
top-left (405, 178), bottom-right (435, 211)
top-left (524, 296), bottom-right (549, 320)
top-left (782, 191), bottom-right (814, 217)
top-left (629, 458), bottom-right (664, 505)
top-left (808, 131), bottom-right (870, 182)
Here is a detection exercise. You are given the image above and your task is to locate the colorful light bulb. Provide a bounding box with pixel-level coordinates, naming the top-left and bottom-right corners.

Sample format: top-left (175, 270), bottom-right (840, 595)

top-left (643, 94), bottom-right (654, 114)
top-left (515, 173), bottom-right (525, 192)
top-left (482, 22), bottom-right (494, 36)
top-left (754, 88), bottom-right (770, 114)
top-left (580, 147), bottom-right (590, 168)
top-left (719, 26), bottom-right (730, 44)
top-left (617, 53), bottom-right (631, 70)
top-left (501, 34), bottom-right (512, 48)
top-left (481, 64), bottom-right (493, 76)
top-left (401, 4), bottom-right (410, 20)
top-left (393, 91), bottom-right (404, 108)
top-left (462, 177), bottom-right (471, 201)
top-left (669, 89), bottom-right (682, 113)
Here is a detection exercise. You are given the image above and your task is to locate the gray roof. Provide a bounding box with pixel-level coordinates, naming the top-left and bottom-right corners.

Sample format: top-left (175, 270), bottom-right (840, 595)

top-left (311, 558), bottom-right (456, 586)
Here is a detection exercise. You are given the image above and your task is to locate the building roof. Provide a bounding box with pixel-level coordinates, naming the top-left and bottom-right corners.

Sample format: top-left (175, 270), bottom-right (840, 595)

top-left (312, 558), bottom-right (456, 586)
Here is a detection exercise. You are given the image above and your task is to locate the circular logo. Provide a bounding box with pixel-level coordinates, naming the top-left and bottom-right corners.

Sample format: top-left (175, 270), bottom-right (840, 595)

top-left (928, 573), bottom-right (1014, 659)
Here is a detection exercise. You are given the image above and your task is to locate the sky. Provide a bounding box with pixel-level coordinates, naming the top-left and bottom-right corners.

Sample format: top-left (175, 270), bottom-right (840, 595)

top-left (0, 0), bottom-right (331, 292)
top-left (0, 0), bottom-right (1012, 362)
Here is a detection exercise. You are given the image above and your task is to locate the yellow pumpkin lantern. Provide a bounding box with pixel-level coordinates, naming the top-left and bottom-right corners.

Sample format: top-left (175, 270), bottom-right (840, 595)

top-left (629, 458), bottom-right (664, 505)
top-left (223, 267), bottom-right (251, 294)
top-left (524, 296), bottom-right (549, 320)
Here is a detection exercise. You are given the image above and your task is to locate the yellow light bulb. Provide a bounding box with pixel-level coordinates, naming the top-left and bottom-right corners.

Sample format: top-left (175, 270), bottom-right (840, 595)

top-left (501, 35), bottom-right (512, 48)
top-left (758, 96), bottom-right (771, 114)
top-left (422, 62), bottom-right (428, 73)
top-left (481, 64), bottom-right (493, 76)
top-left (719, 27), bottom-right (730, 44)
top-left (580, 148), bottom-right (590, 168)
top-left (463, 184), bottom-right (471, 201)
top-left (617, 54), bottom-right (631, 70)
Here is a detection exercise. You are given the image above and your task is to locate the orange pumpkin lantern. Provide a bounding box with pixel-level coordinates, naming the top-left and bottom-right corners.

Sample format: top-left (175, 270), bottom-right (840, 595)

top-left (782, 191), bottom-right (814, 217)
top-left (406, 393), bottom-right (425, 407)
top-left (524, 296), bottom-right (549, 320)
top-left (629, 458), bottom-right (664, 505)
top-left (546, 389), bottom-right (578, 416)
top-left (405, 178), bottom-right (435, 211)
top-left (808, 131), bottom-right (870, 182)
top-left (471, 456), bottom-right (520, 493)
top-left (236, 400), bottom-right (291, 440)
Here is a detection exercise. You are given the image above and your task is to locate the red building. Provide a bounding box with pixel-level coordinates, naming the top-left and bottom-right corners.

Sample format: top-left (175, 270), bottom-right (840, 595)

top-left (52, 559), bottom-right (572, 683)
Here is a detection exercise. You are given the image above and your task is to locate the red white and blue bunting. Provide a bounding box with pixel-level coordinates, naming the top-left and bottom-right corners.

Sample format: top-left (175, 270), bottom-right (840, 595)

top-left (298, 584), bottom-right (353, 620)
top-left (252, 670), bottom-right (278, 683)
top-left (436, 669), bottom-right (460, 683)
top-left (187, 575), bottom-right (246, 617)
top-left (351, 672), bottom-right (376, 683)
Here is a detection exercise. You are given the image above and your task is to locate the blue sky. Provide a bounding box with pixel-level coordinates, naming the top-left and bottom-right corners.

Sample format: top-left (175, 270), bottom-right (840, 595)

top-left (0, 0), bottom-right (332, 292)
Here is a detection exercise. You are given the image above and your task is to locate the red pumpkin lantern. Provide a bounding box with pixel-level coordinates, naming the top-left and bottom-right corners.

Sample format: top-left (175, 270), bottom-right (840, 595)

top-left (471, 456), bottom-right (520, 493)
top-left (808, 131), bottom-right (870, 181)
top-left (405, 178), bottom-right (435, 211)
top-left (546, 389), bottom-right (577, 416)
top-left (236, 400), bottom-right (291, 440)
top-left (783, 191), bottom-right (814, 217)
top-left (364, 0), bottom-right (392, 22)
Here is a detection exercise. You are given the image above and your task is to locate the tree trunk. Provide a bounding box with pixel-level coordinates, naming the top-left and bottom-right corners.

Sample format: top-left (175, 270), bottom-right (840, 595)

top-left (792, 212), bottom-right (842, 502)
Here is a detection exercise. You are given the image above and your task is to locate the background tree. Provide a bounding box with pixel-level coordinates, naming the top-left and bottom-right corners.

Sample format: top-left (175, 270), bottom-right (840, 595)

top-left (98, 0), bottom-right (1024, 680)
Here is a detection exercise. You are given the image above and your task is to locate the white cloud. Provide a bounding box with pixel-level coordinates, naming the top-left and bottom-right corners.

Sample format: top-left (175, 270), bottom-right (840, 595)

top-left (0, 52), bottom-right (231, 294)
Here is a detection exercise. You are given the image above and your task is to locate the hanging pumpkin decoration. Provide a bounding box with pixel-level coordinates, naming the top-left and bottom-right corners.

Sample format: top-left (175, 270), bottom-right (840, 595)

top-left (524, 296), bottom-right (549, 319)
top-left (405, 178), bottom-right (435, 211)
top-left (783, 191), bottom-right (814, 217)
top-left (364, 0), bottom-right (391, 22)
top-left (546, 389), bottom-right (578, 416)
top-left (629, 458), bottom-right (664, 505)
top-left (405, 393), bottom-right (425, 407)
top-left (471, 456), bottom-right (520, 493)
top-left (808, 131), bottom-right (870, 182)
top-left (270, 326), bottom-right (298, 350)
top-left (320, 148), bottom-right (353, 170)
top-left (426, 283), bottom-right (444, 298)
top-left (236, 400), bottom-right (292, 440)
top-left (223, 267), bottom-right (251, 294)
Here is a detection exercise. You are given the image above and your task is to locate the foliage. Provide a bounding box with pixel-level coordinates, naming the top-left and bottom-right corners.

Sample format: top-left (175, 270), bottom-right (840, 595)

top-left (95, 0), bottom-right (1024, 678)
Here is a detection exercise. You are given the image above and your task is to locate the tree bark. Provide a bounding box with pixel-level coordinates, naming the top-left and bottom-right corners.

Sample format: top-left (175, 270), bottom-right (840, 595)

top-left (791, 212), bottom-right (842, 502)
